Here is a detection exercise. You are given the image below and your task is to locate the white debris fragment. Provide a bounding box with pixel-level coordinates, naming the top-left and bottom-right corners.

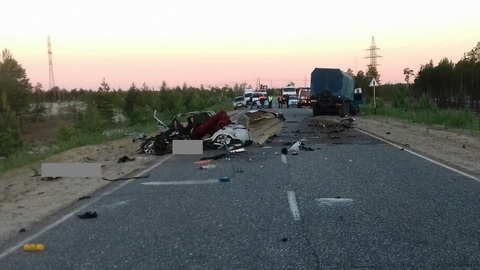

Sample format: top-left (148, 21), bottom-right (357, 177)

top-left (289, 141), bottom-right (302, 152)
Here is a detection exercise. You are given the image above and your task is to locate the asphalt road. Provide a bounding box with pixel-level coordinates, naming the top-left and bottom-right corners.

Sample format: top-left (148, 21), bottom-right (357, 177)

top-left (1, 107), bottom-right (480, 269)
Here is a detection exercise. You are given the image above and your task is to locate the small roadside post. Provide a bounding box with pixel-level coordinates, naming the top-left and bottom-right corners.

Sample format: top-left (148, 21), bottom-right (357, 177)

top-left (369, 78), bottom-right (378, 115)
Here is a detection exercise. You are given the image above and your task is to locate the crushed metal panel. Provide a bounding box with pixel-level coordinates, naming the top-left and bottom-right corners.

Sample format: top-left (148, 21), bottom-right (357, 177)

top-left (238, 110), bottom-right (285, 146)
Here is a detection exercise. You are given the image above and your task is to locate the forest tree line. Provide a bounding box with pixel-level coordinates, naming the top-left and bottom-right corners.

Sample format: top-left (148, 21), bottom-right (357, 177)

top-left (1, 41), bottom-right (479, 157)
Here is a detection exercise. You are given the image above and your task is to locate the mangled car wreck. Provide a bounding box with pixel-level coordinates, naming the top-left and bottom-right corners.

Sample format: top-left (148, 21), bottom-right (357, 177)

top-left (133, 109), bottom-right (286, 155)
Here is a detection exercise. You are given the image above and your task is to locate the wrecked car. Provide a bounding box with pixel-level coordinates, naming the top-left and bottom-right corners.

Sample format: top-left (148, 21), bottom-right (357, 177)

top-left (133, 109), bottom-right (286, 155)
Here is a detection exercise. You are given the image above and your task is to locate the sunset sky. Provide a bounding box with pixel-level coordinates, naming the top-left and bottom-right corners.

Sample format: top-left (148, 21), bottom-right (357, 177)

top-left (2, 0), bottom-right (479, 90)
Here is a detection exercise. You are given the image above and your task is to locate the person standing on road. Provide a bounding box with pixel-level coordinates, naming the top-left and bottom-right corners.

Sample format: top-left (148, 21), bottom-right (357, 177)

top-left (259, 94), bottom-right (266, 109)
top-left (285, 94), bottom-right (290, 108)
top-left (249, 95), bottom-right (253, 109)
top-left (268, 95), bottom-right (273, 108)
top-left (277, 95), bottom-right (283, 108)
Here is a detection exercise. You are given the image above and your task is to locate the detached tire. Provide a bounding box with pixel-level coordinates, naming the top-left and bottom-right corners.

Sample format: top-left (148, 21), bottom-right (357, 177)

top-left (318, 90), bottom-right (334, 108)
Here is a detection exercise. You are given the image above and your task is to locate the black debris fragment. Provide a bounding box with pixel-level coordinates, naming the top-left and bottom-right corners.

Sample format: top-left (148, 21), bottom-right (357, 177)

top-left (118, 155), bottom-right (135, 163)
top-left (219, 177), bottom-right (230, 182)
top-left (19, 228), bottom-right (26, 233)
top-left (40, 177), bottom-right (62, 181)
top-left (77, 211), bottom-right (97, 219)
top-left (78, 195), bottom-right (91, 201)
top-left (386, 132), bottom-right (391, 135)
top-left (201, 153), bottom-right (227, 160)
top-left (235, 169), bottom-right (244, 173)
top-left (281, 148), bottom-right (288, 155)
top-left (282, 238), bottom-right (288, 242)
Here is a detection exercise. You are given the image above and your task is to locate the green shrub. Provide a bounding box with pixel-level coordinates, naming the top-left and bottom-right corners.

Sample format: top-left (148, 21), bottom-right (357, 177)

top-left (57, 124), bottom-right (77, 142)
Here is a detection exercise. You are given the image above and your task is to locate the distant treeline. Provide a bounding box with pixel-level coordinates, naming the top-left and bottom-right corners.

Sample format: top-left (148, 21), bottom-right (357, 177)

top-left (355, 41), bottom-right (480, 112)
top-left (1, 41), bottom-right (480, 157)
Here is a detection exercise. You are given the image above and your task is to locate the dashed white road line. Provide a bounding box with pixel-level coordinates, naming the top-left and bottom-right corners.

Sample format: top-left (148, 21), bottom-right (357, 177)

top-left (287, 191), bottom-right (301, 221)
top-left (142, 179), bottom-right (219, 185)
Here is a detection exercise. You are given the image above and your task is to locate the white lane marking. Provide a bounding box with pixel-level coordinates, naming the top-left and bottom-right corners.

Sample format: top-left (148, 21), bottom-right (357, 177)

top-left (355, 128), bottom-right (480, 182)
top-left (0, 154), bottom-right (173, 261)
top-left (287, 191), bottom-right (301, 221)
top-left (142, 179), bottom-right (219, 185)
top-left (315, 198), bottom-right (353, 206)
top-left (281, 154), bottom-right (288, 164)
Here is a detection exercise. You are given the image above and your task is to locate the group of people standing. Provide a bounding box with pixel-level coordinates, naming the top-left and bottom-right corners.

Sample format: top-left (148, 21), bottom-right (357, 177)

top-left (249, 94), bottom-right (274, 109)
top-left (249, 94), bottom-right (291, 109)
top-left (277, 94), bottom-right (290, 108)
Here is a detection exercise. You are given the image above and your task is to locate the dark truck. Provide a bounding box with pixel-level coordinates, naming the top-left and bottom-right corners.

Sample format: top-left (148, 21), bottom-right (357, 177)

top-left (310, 68), bottom-right (362, 117)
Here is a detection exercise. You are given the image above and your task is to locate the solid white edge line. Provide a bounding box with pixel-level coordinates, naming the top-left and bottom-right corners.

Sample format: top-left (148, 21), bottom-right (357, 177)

top-left (0, 154), bottom-right (173, 260)
top-left (355, 128), bottom-right (480, 182)
top-left (287, 191), bottom-right (301, 221)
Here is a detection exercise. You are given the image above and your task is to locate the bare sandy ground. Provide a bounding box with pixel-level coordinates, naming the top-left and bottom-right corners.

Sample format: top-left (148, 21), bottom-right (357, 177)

top-left (0, 137), bottom-right (159, 245)
top-left (355, 116), bottom-right (480, 178)
top-left (0, 115), bottom-right (479, 246)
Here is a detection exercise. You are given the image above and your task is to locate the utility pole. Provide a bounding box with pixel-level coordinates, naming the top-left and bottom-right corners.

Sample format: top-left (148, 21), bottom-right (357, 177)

top-left (365, 36), bottom-right (382, 69)
top-left (365, 36), bottom-right (381, 109)
top-left (47, 36), bottom-right (57, 100)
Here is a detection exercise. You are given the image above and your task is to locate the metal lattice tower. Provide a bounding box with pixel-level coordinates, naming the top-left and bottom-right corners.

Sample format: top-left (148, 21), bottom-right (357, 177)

top-left (365, 36), bottom-right (382, 69)
top-left (47, 36), bottom-right (55, 90)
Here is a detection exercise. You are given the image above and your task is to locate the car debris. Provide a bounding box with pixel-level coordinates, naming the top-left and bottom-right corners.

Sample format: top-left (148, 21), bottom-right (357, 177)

top-left (289, 141), bottom-right (302, 152)
top-left (200, 164), bottom-right (216, 170)
top-left (219, 176), bottom-right (230, 182)
top-left (194, 160), bottom-right (212, 165)
top-left (131, 109), bottom-right (286, 155)
top-left (77, 211), bottom-right (97, 219)
top-left (117, 155), bottom-right (135, 163)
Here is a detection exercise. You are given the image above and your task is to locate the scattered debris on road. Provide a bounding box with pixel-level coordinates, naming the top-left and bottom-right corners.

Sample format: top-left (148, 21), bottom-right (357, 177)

top-left (200, 164), bottom-right (216, 170)
top-left (219, 176), bottom-right (230, 182)
top-left (130, 109), bottom-right (286, 156)
top-left (117, 155), bottom-right (135, 163)
top-left (77, 211), bottom-right (97, 219)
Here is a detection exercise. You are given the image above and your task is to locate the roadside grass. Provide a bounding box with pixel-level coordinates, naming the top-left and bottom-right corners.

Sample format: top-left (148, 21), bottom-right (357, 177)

top-left (0, 122), bottom-right (159, 173)
top-left (208, 100), bottom-right (233, 112)
top-left (359, 104), bottom-right (480, 133)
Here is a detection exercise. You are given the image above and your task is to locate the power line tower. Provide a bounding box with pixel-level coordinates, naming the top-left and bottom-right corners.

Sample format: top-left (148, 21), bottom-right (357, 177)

top-left (47, 36), bottom-right (57, 99)
top-left (365, 36), bottom-right (382, 70)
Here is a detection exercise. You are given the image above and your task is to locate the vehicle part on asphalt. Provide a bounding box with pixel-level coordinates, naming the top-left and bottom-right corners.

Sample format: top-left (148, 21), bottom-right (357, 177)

top-left (77, 211), bottom-right (97, 219)
top-left (315, 198), bottom-right (353, 206)
top-left (219, 176), bottom-right (230, 182)
top-left (194, 160), bottom-right (212, 165)
top-left (117, 155), bottom-right (135, 163)
top-left (200, 164), bottom-right (216, 170)
top-left (289, 141), bottom-right (302, 152)
top-left (23, 244), bottom-right (45, 251)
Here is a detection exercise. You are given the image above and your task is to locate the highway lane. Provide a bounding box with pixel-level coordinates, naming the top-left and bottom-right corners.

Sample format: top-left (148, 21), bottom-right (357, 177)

top-left (1, 107), bottom-right (480, 269)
